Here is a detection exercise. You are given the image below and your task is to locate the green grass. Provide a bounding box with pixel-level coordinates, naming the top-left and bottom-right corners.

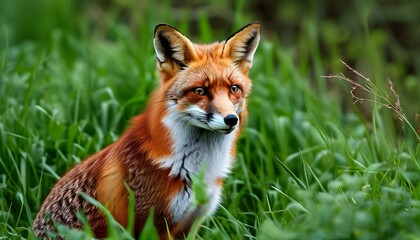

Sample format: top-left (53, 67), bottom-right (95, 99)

top-left (1, 0), bottom-right (419, 239)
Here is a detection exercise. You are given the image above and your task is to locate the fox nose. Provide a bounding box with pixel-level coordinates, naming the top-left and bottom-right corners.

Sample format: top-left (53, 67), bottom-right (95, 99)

top-left (224, 114), bottom-right (238, 127)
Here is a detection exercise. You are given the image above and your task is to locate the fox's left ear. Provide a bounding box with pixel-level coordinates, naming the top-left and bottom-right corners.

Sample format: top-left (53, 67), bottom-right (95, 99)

top-left (154, 24), bottom-right (197, 74)
top-left (223, 21), bottom-right (261, 72)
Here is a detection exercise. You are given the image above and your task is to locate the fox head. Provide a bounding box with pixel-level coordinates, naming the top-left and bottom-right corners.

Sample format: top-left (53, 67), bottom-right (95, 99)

top-left (153, 22), bottom-right (260, 134)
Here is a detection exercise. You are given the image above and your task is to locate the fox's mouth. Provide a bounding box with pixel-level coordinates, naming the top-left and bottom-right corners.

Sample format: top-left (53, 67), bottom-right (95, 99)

top-left (216, 128), bottom-right (235, 134)
top-left (191, 116), bottom-right (236, 134)
top-left (180, 113), bottom-right (236, 134)
top-left (203, 125), bottom-right (236, 135)
top-left (166, 103), bottom-right (238, 134)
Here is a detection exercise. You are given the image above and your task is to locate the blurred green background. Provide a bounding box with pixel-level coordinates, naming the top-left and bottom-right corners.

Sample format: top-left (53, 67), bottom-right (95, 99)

top-left (1, 0), bottom-right (419, 120)
top-left (1, 0), bottom-right (420, 239)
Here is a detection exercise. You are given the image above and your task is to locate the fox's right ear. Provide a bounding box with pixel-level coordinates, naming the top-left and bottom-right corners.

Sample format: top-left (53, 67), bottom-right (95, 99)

top-left (154, 24), bottom-right (197, 74)
top-left (222, 21), bottom-right (261, 73)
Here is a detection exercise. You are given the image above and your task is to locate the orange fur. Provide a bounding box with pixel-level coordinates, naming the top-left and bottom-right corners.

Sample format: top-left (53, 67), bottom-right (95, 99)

top-left (96, 156), bottom-right (128, 226)
top-left (215, 177), bottom-right (224, 187)
top-left (33, 22), bottom-right (260, 240)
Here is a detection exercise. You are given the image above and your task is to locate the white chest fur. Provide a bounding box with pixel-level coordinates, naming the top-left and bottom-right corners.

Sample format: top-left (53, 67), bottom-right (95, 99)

top-left (159, 111), bottom-right (237, 224)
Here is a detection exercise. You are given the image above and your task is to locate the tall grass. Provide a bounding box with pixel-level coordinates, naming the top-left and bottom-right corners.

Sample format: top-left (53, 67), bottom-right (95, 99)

top-left (1, 0), bottom-right (419, 239)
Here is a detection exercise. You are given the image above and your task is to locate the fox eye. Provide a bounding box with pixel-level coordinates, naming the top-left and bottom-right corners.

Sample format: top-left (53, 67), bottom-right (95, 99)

top-left (230, 84), bottom-right (240, 94)
top-left (194, 87), bottom-right (206, 96)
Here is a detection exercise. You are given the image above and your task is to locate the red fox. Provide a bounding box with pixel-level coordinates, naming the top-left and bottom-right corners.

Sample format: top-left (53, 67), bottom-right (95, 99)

top-left (33, 21), bottom-right (260, 239)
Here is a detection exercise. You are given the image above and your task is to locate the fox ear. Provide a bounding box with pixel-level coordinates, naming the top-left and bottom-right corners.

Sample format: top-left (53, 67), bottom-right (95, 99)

top-left (154, 24), bottom-right (197, 73)
top-left (223, 21), bottom-right (261, 72)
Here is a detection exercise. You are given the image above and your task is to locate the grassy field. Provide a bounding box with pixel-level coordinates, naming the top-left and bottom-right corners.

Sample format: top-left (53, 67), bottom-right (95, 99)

top-left (1, 0), bottom-right (419, 239)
